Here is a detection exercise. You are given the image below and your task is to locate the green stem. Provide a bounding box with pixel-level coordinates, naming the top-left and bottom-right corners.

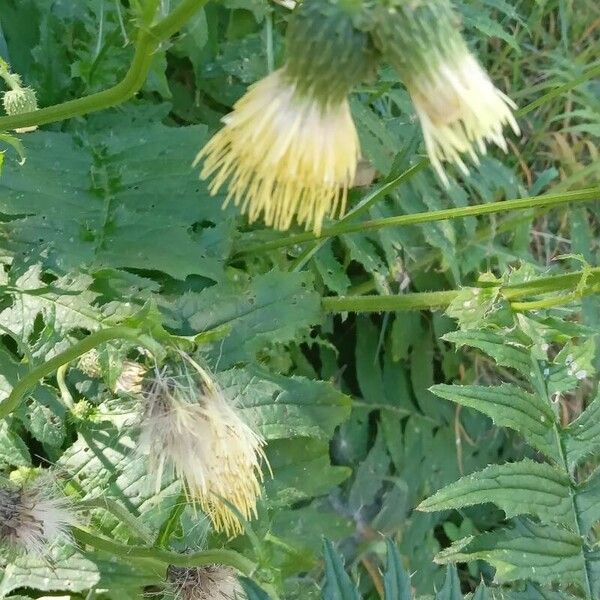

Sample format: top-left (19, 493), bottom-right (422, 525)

top-left (73, 527), bottom-right (256, 574)
top-left (290, 160), bottom-right (428, 271)
top-left (77, 497), bottom-right (155, 544)
top-left (322, 267), bottom-right (600, 314)
top-left (237, 187), bottom-right (600, 255)
top-left (0, 0), bottom-right (209, 131)
top-left (516, 62), bottom-right (600, 117)
top-left (0, 326), bottom-right (159, 420)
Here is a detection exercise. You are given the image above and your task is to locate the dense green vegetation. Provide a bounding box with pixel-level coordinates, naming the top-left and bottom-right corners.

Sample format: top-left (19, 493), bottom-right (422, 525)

top-left (0, 1), bottom-right (598, 598)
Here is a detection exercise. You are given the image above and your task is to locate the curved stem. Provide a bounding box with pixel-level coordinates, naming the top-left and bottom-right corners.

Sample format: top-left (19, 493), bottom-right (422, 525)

top-left (0, 0), bottom-right (209, 131)
top-left (0, 326), bottom-right (159, 420)
top-left (73, 527), bottom-right (256, 574)
top-left (237, 187), bottom-right (600, 255)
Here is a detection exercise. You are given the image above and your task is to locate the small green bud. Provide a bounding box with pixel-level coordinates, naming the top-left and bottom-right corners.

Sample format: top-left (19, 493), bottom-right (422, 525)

top-left (2, 86), bottom-right (39, 133)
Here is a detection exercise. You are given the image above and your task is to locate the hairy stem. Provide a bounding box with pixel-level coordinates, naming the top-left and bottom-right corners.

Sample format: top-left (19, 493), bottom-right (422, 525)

top-left (322, 267), bottom-right (600, 314)
top-left (237, 187), bottom-right (600, 255)
top-left (73, 527), bottom-right (256, 574)
top-left (0, 326), bottom-right (160, 420)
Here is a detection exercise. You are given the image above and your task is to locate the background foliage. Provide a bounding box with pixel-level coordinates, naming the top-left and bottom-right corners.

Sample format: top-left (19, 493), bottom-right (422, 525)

top-left (0, 0), bottom-right (599, 599)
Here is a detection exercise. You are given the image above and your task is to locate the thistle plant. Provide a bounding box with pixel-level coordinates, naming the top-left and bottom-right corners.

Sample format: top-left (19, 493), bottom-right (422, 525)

top-left (373, 0), bottom-right (519, 184)
top-left (138, 354), bottom-right (267, 537)
top-left (167, 565), bottom-right (246, 600)
top-left (195, 0), bottom-right (376, 234)
top-left (0, 60), bottom-right (39, 133)
top-left (0, 475), bottom-right (74, 556)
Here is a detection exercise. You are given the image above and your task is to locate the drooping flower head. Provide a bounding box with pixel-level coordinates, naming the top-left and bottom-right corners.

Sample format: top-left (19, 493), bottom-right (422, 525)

top-left (373, 0), bottom-right (519, 185)
top-left (195, 0), bottom-right (376, 234)
top-left (167, 565), bottom-right (246, 600)
top-left (138, 354), bottom-right (267, 537)
top-left (0, 475), bottom-right (74, 555)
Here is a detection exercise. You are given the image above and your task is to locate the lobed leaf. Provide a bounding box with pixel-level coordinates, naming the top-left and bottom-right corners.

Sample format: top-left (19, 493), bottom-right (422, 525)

top-left (435, 520), bottom-right (585, 587)
top-left (430, 384), bottom-right (559, 461)
top-left (418, 460), bottom-right (574, 528)
top-left (442, 331), bottom-right (531, 378)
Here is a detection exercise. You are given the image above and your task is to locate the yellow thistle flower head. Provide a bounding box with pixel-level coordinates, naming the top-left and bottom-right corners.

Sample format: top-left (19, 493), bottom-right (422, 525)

top-left (138, 354), bottom-right (267, 537)
top-left (195, 0), bottom-right (377, 235)
top-left (374, 0), bottom-right (520, 185)
top-left (2, 81), bottom-right (38, 133)
top-left (0, 475), bottom-right (74, 555)
top-left (167, 565), bottom-right (246, 600)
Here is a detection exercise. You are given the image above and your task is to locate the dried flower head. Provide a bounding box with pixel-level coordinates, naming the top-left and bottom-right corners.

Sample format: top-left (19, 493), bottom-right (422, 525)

top-left (374, 0), bottom-right (519, 185)
top-left (0, 477), bottom-right (74, 555)
top-left (114, 360), bottom-right (147, 395)
top-left (167, 565), bottom-right (246, 600)
top-left (138, 355), bottom-right (267, 537)
top-left (195, 0), bottom-right (375, 234)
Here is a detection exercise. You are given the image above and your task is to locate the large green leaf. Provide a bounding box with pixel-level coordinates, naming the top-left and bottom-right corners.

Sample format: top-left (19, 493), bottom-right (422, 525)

top-left (218, 366), bottom-right (351, 440)
top-left (419, 460), bottom-right (573, 527)
top-left (0, 124), bottom-right (233, 281)
top-left (0, 547), bottom-right (161, 596)
top-left (162, 270), bottom-right (321, 368)
top-left (574, 468), bottom-right (600, 535)
top-left (435, 520), bottom-right (585, 587)
top-left (430, 384), bottom-right (558, 460)
top-left (264, 438), bottom-right (351, 509)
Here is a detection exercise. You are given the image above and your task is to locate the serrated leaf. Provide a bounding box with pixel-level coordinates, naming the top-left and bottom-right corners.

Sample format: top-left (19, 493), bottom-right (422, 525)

top-left (435, 565), bottom-right (462, 600)
top-left (0, 546), bottom-right (161, 596)
top-left (445, 287), bottom-right (503, 330)
top-left (17, 385), bottom-right (66, 448)
top-left (563, 390), bottom-right (600, 469)
top-left (547, 339), bottom-right (596, 395)
top-left (0, 265), bottom-right (101, 345)
top-left (217, 366), bottom-right (351, 441)
top-left (419, 460), bottom-right (573, 528)
top-left (322, 539), bottom-right (361, 600)
top-left (383, 539), bottom-right (412, 600)
top-left (0, 420), bottom-right (31, 466)
top-left (430, 384), bottom-right (558, 461)
top-left (264, 438), bottom-right (350, 509)
top-left (162, 271), bottom-right (321, 368)
top-left (575, 468), bottom-right (600, 535)
top-left (0, 125), bottom-right (232, 281)
top-left (442, 331), bottom-right (531, 378)
top-left (435, 520), bottom-right (585, 587)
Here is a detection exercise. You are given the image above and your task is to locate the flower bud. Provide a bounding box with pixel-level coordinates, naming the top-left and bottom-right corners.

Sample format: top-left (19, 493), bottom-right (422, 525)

top-left (2, 86), bottom-right (39, 133)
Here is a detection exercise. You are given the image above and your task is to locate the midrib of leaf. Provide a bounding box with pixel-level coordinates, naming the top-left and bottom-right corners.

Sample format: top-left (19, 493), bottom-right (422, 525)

top-left (530, 358), bottom-right (594, 599)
